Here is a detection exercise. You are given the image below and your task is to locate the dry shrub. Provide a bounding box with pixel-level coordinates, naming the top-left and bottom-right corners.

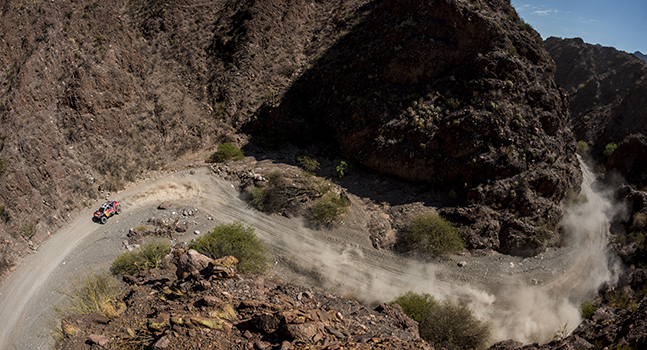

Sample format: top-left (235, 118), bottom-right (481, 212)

top-left (54, 270), bottom-right (121, 319)
top-left (400, 213), bottom-right (464, 257)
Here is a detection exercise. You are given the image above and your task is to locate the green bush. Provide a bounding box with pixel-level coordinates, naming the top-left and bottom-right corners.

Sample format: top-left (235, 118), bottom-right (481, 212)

top-left (400, 213), bottom-right (464, 257)
top-left (391, 291), bottom-right (438, 323)
top-left (297, 155), bottom-right (320, 174)
top-left (207, 143), bottom-right (245, 163)
top-left (580, 300), bottom-right (598, 319)
top-left (334, 160), bottom-right (350, 178)
top-left (577, 141), bottom-right (590, 153)
top-left (139, 239), bottom-right (171, 269)
top-left (603, 142), bottom-right (617, 159)
top-left (251, 186), bottom-right (267, 211)
top-left (189, 221), bottom-right (269, 273)
top-left (311, 192), bottom-right (349, 224)
top-left (393, 292), bottom-right (491, 350)
top-left (111, 239), bottom-right (171, 275)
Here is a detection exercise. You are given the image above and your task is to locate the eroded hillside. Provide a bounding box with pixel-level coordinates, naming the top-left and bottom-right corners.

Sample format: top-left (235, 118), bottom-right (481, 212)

top-left (0, 0), bottom-right (581, 276)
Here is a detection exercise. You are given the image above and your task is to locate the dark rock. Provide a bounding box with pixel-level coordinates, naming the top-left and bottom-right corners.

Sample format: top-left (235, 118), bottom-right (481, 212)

top-left (175, 250), bottom-right (213, 279)
top-left (488, 339), bottom-right (523, 350)
top-left (607, 134), bottom-right (647, 188)
top-left (175, 221), bottom-right (189, 233)
top-left (251, 314), bottom-right (281, 334)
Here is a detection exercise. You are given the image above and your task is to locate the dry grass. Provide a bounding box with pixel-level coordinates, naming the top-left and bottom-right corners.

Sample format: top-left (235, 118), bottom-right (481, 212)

top-left (53, 270), bottom-right (121, 319)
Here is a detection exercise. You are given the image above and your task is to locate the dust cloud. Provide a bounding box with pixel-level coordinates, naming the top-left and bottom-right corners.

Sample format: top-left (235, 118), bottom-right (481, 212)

top-left (10, 163), bottom-right (619, 347)
top-left (252, 158), bottom-right (623, 345)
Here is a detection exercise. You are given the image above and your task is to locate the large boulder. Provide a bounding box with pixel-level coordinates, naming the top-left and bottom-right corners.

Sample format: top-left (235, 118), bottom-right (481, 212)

top-left (175, 249), bottom-right (213, 279)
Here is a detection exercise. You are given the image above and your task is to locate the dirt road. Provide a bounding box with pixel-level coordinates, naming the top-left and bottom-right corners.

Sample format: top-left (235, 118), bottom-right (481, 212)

top-left (0, 162), bottom-right (618, 349)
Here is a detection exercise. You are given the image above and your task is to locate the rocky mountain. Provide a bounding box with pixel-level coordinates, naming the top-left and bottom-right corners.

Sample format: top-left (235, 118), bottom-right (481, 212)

top-left (545, 37), bottom-right (647, 187)
top-left (635, 51), bottom-right (647, 63)
top-left (251, 0), bottom-right (580, 256)
top-left (0, 0), bottom-right (581, 277)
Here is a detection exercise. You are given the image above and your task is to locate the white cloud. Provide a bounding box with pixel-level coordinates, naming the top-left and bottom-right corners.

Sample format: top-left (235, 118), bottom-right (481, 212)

top-left (533, 9), bottom-right (560, 16)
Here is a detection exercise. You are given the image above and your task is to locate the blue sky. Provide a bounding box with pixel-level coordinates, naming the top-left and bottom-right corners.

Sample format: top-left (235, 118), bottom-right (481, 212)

top-left (511, 0), bottom-right (646, 54)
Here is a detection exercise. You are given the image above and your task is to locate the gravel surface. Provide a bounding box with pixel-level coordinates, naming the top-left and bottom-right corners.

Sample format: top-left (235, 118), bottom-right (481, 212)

top-left (0, 163), bottom-right (619, 349)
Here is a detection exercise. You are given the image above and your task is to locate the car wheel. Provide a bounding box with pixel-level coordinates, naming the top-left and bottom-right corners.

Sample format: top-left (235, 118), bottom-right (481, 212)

top-left (116, 205), bottom-right (122, 214)
top-left (101, 216), bottom-right (107, 224)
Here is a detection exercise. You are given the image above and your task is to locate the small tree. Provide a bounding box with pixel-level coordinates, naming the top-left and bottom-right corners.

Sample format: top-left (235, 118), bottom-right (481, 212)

top-left (400, 213), bottom-right (464, 257)
top-left (311, 192), bottom-right (349, 224)
top-left (391, 291), bottom-right (438, 323)
top-left (207, 143), bottom-right (245, 163)
top-left (111, 239), bottom-right (171, 275)
top-left (421, 299), bottom-right (491, 350)
top-left (189, 221), bottom-right (269, 273)
top-left (392, 292), bottom-right (491, 350)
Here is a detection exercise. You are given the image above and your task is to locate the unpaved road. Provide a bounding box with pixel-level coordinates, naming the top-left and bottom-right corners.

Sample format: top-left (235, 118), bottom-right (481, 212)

top-left (0, 163), bottom-right (617, 349)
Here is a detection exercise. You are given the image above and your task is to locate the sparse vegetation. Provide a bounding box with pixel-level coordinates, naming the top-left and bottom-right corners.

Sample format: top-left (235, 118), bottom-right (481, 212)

top-left (54, 270), bottom-right (122, 319)
top-left (311, 191), bottom-right (350, 224)
top-left (297, 154), bottom-right (320, 174)
top-left (580, 300), bottom-right (598, 319)
top-left (392, 292), bottom-right (491, 350)
top-left (111, 239), bottom-right (171, 275)
top-left (400, 213), bottom-right (465, 257)
top-left (189, 221), bottom-right (269, 273)
top-left (577, 141), bottom-right (590, 153)
top-left (266, 169), bottom-right (284, 186)
top-left (207, 143), bottom-right (245, 163)
top-left (251, 186), bottom-right (267, 211)
top-left (603, 142), bottom-right (617, 159)
top-left (564, 187), bottom-right (589, 207)
top-left (0, 158), bottom-right (6, 175)
top-left (20, 221), bottom-right (37, 239)
top-left (334, 160), bottom-right (350, 178)
top-left (0, 204), bottom-right (10, 222)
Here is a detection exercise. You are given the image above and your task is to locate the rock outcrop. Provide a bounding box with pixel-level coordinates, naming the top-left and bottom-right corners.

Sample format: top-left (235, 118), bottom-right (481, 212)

top-left (56, 250), bottom-right (428, 350)
top-left (256, 0), bottom-right (580, 255)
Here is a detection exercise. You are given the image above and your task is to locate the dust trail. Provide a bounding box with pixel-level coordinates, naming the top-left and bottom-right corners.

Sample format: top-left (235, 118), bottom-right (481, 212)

top-left (0, 160), bottom-right (623, 349)
top-left (245, 157), bottom-right (622, 344)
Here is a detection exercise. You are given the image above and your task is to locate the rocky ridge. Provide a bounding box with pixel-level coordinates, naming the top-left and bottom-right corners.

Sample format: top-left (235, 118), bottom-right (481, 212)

top-left (56, 249), bottom-right (427, 350)
top-left (545, 37), bottom-right (647, 187)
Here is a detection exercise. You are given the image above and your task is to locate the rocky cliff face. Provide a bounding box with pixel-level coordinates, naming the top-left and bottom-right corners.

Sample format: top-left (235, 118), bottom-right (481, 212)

top-left (254, 0), bottom-right (581, 255)
top-left (0, 0), bottom-right (581, 276)
top-left (545, 37), bottom-right (647, 187)
top-left (635, 51), bottom-right (647, 63)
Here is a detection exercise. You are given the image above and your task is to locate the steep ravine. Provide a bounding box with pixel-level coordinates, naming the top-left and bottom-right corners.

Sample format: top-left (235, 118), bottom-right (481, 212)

top-left (0, 162), bottom-right (619, 349)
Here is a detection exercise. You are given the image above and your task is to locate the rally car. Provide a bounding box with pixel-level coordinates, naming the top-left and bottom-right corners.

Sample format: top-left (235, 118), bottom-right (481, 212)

top-left (93, 200), bottom-right (121, 224)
